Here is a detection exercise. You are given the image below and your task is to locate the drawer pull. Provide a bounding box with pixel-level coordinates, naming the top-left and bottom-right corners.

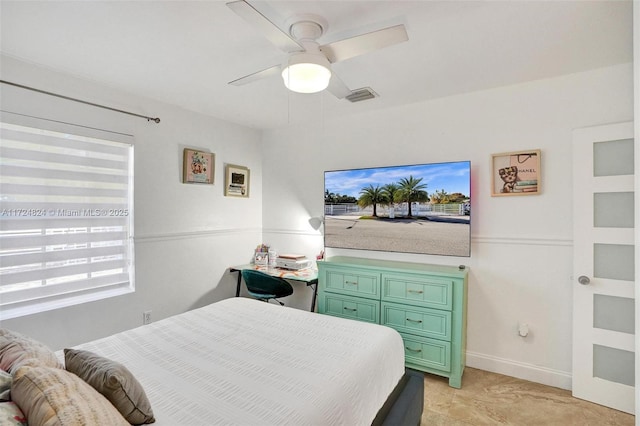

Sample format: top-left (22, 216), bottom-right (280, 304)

top-left (345, 281), bottom-right (358, 285)
top-left (406, 347), bottom-right (422, 353)
top-left (343, 307), bottom-right (357, 312)
top-left (406, 318), bottom-right (423, 324)
top-left (407, 289), bottom-right (424, 294)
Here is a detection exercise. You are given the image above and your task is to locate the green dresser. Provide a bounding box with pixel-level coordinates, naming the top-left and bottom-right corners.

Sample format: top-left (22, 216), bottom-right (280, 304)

top-left (317, 256), bottom-right (468, 388)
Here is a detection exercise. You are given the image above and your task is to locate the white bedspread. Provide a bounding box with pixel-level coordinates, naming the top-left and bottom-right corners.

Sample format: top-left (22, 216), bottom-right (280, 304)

top-left (62, 298), bottom-right (405, 425)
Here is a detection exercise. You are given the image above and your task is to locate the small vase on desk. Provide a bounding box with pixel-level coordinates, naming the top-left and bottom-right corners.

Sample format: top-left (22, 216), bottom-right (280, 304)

top-left (254, 251), bottom-right (268, 267)
top-left (268, 250), bottom-right (277, 268)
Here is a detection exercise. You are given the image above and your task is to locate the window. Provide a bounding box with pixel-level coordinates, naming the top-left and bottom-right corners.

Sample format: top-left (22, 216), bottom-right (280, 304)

top-left (0, 116), bottom-right (134, 320)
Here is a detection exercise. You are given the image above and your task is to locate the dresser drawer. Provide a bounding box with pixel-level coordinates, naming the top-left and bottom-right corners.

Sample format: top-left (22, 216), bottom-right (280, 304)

top-left (400, 332), bottom-right (451, 373)
top-left (323, 268), bottom-right (380, 299)
top-left (381, 302), bottom-right (451, 341)
top-left (382, 273), bottom-right (454, 310)
top-left (318, 292), bottom-right (380, 323)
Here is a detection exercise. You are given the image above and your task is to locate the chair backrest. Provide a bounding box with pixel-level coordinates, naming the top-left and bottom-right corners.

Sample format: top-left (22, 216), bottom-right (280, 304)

top-left (241, 270), bottom-right (293, 298)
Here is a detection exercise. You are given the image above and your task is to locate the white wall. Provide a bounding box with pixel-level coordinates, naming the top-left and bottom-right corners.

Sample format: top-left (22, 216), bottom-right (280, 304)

top-left (1, 55), bottom-right (634, 391)
top-left (261, 63), bottom-right (634, 389)
top-left (633, 1), bottom-right (639, 417)
top-left (0, 55), bottom-right (264, 349)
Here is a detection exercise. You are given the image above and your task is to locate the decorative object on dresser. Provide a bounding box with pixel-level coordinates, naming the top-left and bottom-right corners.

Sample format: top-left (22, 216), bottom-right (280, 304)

top-left (317, 256), bottom-right (468, 388)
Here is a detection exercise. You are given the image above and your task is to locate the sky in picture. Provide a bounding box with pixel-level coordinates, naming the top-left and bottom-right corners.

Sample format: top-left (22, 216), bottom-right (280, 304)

top-left (325, 161), bottom-right (471, 198)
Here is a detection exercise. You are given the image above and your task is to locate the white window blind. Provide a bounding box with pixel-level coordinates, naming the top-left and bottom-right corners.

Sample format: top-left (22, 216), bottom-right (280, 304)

top-left (0, 114), bottom-right (134, 319)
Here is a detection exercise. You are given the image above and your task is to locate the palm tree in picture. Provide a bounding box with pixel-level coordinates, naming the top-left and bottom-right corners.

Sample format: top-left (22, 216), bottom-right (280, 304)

top-left (397, 176), bottom-right (429, 218)
top-left (382, 183), bottom-right (399, 217)
top-left (358, 184), bottom-right (387, 217)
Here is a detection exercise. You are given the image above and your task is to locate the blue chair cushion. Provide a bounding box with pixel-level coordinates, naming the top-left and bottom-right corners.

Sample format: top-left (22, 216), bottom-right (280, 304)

top-left (247, 291), bottom-right (277, 300)
top-left (241, 270), bottom-right (294, 300)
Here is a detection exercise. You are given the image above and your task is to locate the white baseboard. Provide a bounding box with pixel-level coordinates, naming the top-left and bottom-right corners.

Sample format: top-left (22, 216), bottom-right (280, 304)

top-left (466, 351), bottom-right (572, 391)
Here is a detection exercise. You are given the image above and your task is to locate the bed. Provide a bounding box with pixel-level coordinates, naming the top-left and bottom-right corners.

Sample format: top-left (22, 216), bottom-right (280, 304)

top-left (1, 297), bottom-right (424, 425)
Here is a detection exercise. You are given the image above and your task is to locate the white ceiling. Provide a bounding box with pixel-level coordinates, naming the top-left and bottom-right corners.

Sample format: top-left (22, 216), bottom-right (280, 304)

top-left (0, 1), bottom-right (633, 130)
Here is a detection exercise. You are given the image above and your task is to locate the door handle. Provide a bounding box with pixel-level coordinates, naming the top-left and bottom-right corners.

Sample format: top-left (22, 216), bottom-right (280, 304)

top-left (578, 275), bottom-right (591, 285)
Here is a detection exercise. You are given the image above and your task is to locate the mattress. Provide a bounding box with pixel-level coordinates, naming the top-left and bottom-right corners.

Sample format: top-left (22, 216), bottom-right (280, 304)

top-left (60, 297), bottom-right (405, 425)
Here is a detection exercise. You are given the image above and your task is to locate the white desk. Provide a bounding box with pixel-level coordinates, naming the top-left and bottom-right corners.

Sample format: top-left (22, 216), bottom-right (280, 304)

top-left (229, 264), bottom-right (319, 312)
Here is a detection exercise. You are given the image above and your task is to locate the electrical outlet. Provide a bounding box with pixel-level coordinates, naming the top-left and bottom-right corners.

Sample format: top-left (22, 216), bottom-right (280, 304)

top-left (143, 310), bottom-right (152, 325)
top-left (518, 322), bottom-right (529, 337)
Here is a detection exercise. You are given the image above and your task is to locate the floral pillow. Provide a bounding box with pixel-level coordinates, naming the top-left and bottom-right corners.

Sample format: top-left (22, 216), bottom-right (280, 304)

top-left (0, 401), bottom-right (27, 426)
top-left (0, 370), bottom-right (11, 401)
top-left (11, 365), bottom-right (129, 426)
top-left (0, 328), bottom-right (63, 373)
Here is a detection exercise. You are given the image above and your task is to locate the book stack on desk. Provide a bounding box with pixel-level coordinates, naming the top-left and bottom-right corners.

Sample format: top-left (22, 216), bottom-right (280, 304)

top-left (276, 254), bottom-right (311, 270)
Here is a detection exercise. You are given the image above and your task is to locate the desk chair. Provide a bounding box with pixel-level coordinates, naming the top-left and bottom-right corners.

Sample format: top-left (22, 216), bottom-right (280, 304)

top-left (241, 270), bottom-right (293, 306)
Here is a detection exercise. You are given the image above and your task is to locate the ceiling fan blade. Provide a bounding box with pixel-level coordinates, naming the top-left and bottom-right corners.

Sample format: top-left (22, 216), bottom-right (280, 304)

top-left (228, 64), bottom-right (281, 86)
top-left (321, 24), bottom-right (408, 63)
top-left (326, 73), bottom-right (352, 99)
top-left (226, 1), bottom-right (303, 53)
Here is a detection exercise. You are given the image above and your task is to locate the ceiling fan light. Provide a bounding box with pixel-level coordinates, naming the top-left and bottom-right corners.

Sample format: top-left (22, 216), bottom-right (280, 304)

top-left (282, 53), bottom-right (331, 94)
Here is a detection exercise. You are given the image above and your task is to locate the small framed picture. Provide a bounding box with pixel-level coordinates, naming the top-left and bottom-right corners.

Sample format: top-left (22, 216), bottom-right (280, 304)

top-left (224, 164), bottom-right (250, 197)
top-left (183, 149), bottom-right (214, 184)
top-left (491, 150), bottom-right (541, 196)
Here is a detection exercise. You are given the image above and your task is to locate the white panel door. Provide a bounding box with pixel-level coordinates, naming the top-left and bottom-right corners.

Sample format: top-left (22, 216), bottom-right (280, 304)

top-left (572, 121), bottom-right (635, 414)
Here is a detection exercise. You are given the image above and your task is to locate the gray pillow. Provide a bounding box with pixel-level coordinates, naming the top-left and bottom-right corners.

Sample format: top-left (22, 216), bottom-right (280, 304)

top-left (64, 348), bottom-right (155, 425)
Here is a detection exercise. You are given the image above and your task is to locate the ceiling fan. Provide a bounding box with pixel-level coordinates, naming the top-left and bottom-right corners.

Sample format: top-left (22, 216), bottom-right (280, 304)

top-left (226, 0), bottom-right (409, 98)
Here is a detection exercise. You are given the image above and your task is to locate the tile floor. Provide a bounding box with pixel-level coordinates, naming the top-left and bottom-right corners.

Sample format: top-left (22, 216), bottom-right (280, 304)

top-left (421, 367), bottom-right (634, 425)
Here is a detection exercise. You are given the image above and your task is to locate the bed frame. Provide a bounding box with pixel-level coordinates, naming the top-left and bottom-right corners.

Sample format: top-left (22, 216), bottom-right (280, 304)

top-left (373, 368), bottom-right (424, 426)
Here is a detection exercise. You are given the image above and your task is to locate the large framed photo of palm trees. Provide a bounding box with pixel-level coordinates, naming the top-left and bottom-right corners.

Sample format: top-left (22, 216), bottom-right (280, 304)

top-left (323, 161), bottom-right (471, 257)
